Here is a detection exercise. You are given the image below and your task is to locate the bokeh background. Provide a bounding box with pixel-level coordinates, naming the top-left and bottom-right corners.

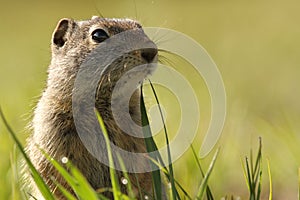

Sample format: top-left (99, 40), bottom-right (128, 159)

top-left (0, 0), bottom-right (299, 199)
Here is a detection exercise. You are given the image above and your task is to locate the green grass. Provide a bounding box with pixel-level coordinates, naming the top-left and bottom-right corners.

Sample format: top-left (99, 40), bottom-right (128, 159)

top-left (0, 107), bottom-right (55, 200)
top-left (140, 85), bottom-right (163, 199)
top-left (148, 80), bottom-right (177, 200)
top-left (0, 83), bottom-right (275, 200)
top-left (95, 109), bottom-right (122, 200)
top-left (241, 138), bottom-right (263, 200)
top-left (0, 81), bottom-right (222, 199)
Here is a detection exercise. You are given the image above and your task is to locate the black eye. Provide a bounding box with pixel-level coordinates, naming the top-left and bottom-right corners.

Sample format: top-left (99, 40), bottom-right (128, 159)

top-left (91, 29), bottom-right (109, 43)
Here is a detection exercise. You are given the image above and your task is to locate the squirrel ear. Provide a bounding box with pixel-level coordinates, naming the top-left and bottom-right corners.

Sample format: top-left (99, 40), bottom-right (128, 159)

top-left (52, 18), bottom-right (73, 47)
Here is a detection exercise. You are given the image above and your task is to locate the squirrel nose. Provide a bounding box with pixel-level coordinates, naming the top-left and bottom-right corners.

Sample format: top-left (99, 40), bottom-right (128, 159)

top-left (141, 48), bottom-right (158, 63)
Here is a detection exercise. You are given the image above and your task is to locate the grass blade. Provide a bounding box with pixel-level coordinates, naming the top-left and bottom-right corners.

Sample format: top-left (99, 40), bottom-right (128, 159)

top-left (145, 155), bottom-right (192, 200)
top-left (191, 145), bottom-right (214, 200)
top-left (241, 138), bottom-right (263, 200)
top-left (95, 109), bottom-right (121, 200)
top-left (51, 179), bottom-right (77, 200)
top-left (134, 173), bottom-right (143, 200)
top-left (299, 168), bottom-right (300, 200)
top-left (40, 149), bottom-right (99, 200)
top-left (10, 145), bottom-right (21, 200)
top-left (245, 157), bottom-right (255, 200)
top-left (140, 84), bottom-right (162, 200)
top-left (196, 147), bottom-right (220, 200)
top-left (253, 138), bottom-right (262, 176)
top-left (149, 80), bottom-right (178, 200)
top-left (0, 107), bottom-right (55, 200)
top-left (116, 153), bottom-right (135, 199)
top-left (255, 159), bottom-right (262, 200)
top-left (250, 149), bottom-right (254, 183)
top-left (267, 159), bottom-right (272, 200)
top-left (145, 82), bottom-right (192, 200)
top-left (256, 139), bottom-right (263, 200)
top-left (70, 165), bottom-right (100, 200)
top-left (241, 157), bottom-right (250, 192)
top-left (97, 193), bottom-right (111, 200)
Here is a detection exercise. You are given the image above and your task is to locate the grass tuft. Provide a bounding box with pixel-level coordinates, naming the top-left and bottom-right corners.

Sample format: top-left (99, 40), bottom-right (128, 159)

top-left (95, 109), bottom-right (122, 200)
top-left (191, 145), bottom-right (214, 200)
top-left (1, 93), bottom-right (273, 200)
top-left (40, 148), bottom-right (99, 200)
top-left (0, 107), bottom-right (55, 200)
top-left (196, 147), bottom-right (220, 200)
top-left (140, 84), bottom-right (163, 199)
top-left (148, 80), bottom-right (178, 200)
top-left (241, 137), bottom-right (263, 200)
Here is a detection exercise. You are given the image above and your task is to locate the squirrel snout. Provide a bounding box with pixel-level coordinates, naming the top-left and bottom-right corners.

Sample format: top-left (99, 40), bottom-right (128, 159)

top-left (141, 48), bottom-right (158, 63)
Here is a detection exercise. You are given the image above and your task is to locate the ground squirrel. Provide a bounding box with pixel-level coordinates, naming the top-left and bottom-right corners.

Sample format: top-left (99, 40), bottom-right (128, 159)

top-left (26, 16), bottom-right (158, 199)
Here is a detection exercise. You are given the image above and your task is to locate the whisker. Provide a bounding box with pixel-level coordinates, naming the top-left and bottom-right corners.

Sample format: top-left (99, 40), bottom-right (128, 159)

top-left (90, 0), bottom-right (105, 18)
top-left (157, 50), bottom-right (179, 70)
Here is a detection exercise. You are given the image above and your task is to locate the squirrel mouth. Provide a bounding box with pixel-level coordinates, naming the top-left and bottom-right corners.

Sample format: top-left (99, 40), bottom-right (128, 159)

top-left (95, 55), bottom-right (157, 102)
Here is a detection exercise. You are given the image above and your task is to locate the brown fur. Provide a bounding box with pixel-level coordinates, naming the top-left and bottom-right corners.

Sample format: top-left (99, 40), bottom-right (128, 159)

top-left (26, 16), bottom-right (157, 199)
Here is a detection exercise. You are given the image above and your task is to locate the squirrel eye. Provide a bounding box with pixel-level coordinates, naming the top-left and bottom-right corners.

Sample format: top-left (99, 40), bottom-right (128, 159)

top-left (91, 29), bottom-right (109, 43)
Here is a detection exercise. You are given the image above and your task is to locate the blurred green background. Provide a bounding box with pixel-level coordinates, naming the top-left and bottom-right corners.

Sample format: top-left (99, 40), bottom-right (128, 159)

top-left (0, 0), bottom-right (299, 199)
